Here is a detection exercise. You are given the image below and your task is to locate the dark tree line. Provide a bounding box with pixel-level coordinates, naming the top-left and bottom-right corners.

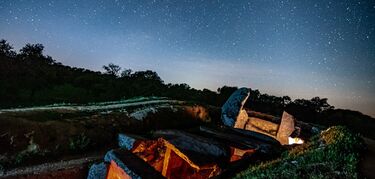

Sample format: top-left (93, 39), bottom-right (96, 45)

top-left (1, 39), bottom-right (374, 138)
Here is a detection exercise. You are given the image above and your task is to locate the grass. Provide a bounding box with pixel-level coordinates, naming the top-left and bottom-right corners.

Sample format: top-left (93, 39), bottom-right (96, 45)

top-left (69, 133), bottom-right (91, 152)
top-left (235, 126), bottom-right (365, 179)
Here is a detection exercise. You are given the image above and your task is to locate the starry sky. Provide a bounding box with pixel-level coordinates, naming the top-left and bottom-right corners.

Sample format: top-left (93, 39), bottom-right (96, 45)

top-left (0, 0), bottom-right (375, 117)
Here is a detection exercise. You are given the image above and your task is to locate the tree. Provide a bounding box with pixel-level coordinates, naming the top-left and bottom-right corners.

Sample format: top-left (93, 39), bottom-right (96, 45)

top-left (120, 68), bottom-right (132, 78)
top-left (217, 86), bottom-right (238, 95)
top-left (249, 89), bottom-right (261, 101)
top-left (0, 39), bottom-right (16, 57)
top-left (20, 43), bottom-right (44, 58)
top-left (103, 63), bottom-right (121, 77)
top-left (310, 97), bottom-right (333, 112)
top-left (282, 96), bottom-right (291, 106)
top-left (131, 70), bottom-right (163, 82)
top-left (217, 86), bottom-right (238, 105)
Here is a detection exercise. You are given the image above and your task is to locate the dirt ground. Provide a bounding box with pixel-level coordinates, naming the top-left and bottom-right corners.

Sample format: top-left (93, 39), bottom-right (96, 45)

top-left (361, 137), bottom-right (375, 179)
top-left (1, 154), bottom-right (102, 178)
top-left (0, 103), bottom-right (214, 172)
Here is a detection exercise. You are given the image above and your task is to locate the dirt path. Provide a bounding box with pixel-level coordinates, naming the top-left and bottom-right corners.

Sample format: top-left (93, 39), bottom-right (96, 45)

top-left (361, 137), bottom-right (375, 179)
top-left (0, 99), bottom-right (181, 113)
top-left (0, 155), bottom-right (101, 178)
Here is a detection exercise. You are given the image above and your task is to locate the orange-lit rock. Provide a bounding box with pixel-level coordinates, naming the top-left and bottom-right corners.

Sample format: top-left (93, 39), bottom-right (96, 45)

top-left (230, 147), bottom-right (256, 162)
top-left (106, 160), bottom-right (132, 179)
top-left (130, 138), bottom-right (221, 178)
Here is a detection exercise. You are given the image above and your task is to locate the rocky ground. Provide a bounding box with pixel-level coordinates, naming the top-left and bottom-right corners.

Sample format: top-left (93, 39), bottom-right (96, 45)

top-left (0, 97), bottom-right (216, 177)
top-left (1, 154), bottom-right (101, 178)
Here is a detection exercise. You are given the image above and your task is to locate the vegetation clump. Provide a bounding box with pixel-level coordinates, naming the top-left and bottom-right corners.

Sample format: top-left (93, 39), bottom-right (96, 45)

top-left (236, 126), bottom-right (365, 179)
top-left (69, 133), bottom-right (91, 152)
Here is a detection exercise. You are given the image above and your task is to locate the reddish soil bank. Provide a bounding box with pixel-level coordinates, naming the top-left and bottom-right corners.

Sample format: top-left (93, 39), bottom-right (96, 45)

top-left (361, 137), bottom-right (375, 179)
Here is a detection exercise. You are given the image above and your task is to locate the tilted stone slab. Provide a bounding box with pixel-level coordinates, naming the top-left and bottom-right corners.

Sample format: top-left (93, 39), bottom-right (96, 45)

top-left (221, 88), bottom-right (250, 127)
top-left (276, 111), bottom-right (296, 145)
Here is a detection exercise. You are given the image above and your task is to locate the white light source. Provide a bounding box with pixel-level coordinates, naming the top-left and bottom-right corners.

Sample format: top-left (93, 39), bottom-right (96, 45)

top-left (288, 137), bottom-right (304, 145)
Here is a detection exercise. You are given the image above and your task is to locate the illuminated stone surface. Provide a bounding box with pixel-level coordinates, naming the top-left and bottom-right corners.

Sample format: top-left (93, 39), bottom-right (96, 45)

top-left (221, 88), bottom-right (250, 127)
top-left (276, 112), bottom-right (296, 145)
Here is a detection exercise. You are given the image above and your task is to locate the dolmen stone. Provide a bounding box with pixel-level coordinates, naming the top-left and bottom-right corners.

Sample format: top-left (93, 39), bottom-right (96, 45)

top-left (87, 149), bottom-right (164, 179)
top-left (221, 88), bottom-right (250, 127)
top-left (221, 88), bottom-right (302, 145)
top-left (276, 111), bottom-right (296, 145)
top-left (104, 150), bottom-right (142, 179)
top-left (152, 130), bottom-right (228, 159)
top-left (87, 162), bottom-right (107, 179)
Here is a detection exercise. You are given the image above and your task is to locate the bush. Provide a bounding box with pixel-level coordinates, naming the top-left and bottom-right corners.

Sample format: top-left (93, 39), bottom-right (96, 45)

top-left (236, 126), bottom-right (365, 179)
top-left (69, 133), bottom-right (91, 152)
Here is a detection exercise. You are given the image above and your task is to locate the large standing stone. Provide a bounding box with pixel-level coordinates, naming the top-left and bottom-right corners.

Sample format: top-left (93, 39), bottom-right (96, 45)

top-left (221, 88), bottom-right (250, 127)
top-left (276, 111), bottom-right (296, 145)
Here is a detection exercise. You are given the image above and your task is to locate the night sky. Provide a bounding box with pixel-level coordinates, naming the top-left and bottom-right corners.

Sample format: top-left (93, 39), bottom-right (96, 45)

top-left (1, 0), bottom-right (374, 117)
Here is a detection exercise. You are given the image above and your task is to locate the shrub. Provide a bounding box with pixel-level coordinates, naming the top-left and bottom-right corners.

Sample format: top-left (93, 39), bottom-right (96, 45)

top-left (236, 126), bottom-right (365, 179)
top-left (69, 133), bottom-right (91, 152)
